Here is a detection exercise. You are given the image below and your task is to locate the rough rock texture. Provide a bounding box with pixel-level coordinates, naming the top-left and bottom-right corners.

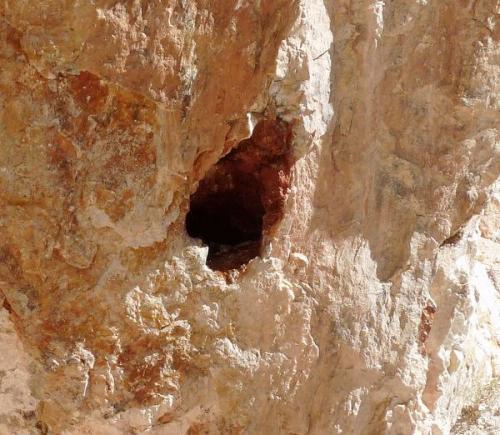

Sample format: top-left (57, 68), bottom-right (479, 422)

top-left (0, 1), bottom-right (499, 434)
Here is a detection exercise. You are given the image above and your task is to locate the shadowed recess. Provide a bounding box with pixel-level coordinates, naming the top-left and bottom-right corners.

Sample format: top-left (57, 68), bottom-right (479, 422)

top-left (186, 119), bottom-right (292, 271)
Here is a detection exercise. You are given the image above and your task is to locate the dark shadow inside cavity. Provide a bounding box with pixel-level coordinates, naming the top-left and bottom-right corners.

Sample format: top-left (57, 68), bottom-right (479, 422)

top-left (186, 119), bottom-right (292, 271)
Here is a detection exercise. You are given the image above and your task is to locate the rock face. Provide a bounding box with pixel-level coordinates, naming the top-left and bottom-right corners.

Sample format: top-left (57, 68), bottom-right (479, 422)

top-left (0, 1), bottom-right (498, 433)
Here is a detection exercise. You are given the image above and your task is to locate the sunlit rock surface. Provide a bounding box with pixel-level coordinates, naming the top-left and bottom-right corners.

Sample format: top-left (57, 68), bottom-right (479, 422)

top-left (0, 1), bottom-right (498, 433)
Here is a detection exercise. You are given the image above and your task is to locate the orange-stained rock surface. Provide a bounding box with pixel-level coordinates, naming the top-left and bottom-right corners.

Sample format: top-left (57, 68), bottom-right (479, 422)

top-left (0, 1), bottom-right (499, 433)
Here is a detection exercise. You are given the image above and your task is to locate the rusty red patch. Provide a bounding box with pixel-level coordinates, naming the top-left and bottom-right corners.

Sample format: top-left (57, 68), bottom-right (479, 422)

top-left (69, 71), bottom-right (109, 114)
top-left (418, 304), bottom-right (437, 355)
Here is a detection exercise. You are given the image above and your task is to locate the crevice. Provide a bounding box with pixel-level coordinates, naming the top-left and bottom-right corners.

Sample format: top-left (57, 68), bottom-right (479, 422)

top-left (186, 119), bottom-right (292, 271)
top-left (440, 229), bottom-right (464, 247)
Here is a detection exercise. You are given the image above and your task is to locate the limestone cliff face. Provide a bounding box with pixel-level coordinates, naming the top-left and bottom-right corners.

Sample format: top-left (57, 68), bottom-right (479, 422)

top-left (0, 1), bottom-right (499, 434)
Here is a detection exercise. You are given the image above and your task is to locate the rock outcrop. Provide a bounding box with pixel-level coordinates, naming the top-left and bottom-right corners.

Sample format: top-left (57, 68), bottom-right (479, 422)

top-left (0, 1), bottom-right (498, 433)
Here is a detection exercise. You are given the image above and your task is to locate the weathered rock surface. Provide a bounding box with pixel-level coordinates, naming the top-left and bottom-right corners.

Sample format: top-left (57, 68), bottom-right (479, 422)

top-left (0, 1), bottom-right (498, 433)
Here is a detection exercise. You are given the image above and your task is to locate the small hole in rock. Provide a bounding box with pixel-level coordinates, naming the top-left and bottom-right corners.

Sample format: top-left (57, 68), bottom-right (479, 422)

top-left (186, 119), bottom-right (292, 271)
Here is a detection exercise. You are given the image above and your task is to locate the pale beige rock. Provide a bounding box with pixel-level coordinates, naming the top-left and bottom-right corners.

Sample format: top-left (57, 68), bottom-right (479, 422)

top-left (0, 301), bottom-right (37, 434)
top-left (0, 0), bottom-right (499, 434)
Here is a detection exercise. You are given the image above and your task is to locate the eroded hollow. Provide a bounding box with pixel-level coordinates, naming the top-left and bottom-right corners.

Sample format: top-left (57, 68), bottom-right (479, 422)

top-left (186, 119), bottom-right (292, 271)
